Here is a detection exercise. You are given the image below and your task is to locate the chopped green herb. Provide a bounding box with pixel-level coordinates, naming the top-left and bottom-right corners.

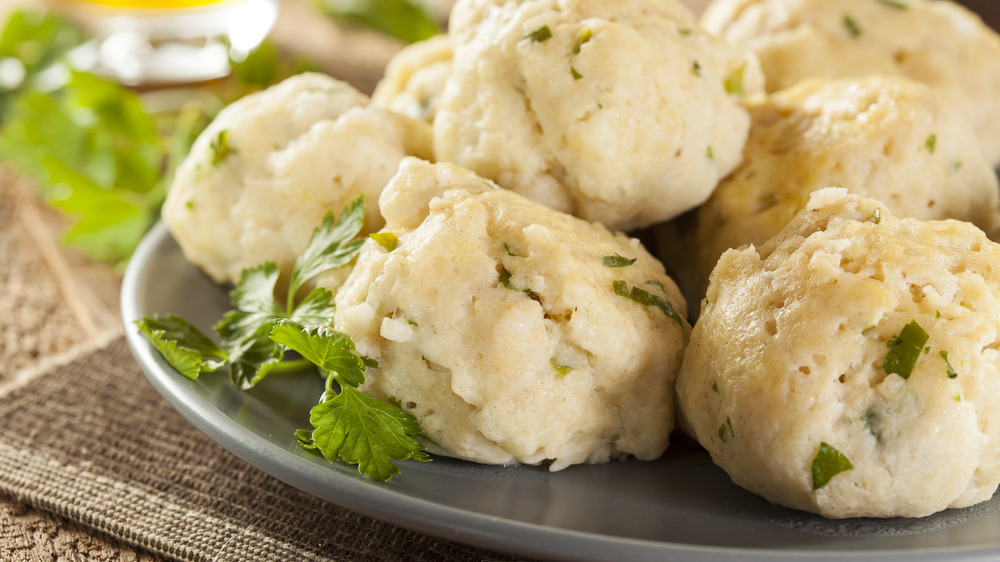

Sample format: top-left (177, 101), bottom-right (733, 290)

top-left (811, 442), bottom-right (853, 490)
top-left (724, 65), bottom-right (745, 96)
top-left (718, 417), bottom-right (734, 442)
top-left (525, 25), bottom-right (552, 43)
top-left (550, 358), bottom-right (573, 377)
top-left (602, 254), bottom-right (637, 267)
top-left (692, 60), bottom-right (702, 76)
top-left (573, 28), bottom-right (591, 54)
top-left (499, 267), bottom-right (541, 301)
top-left (210, 129), bottom-right (233, 165)
top-left (940, 351), bottom-right (958, 379)
top-left (612, 280), bottom-right (684, 326)
top-left (876, 0), bottom-right (909, 9)
top-left (936, 310), bottom-right (942, 319)
top-left (678, 28), bottom-right (692, 36)
top-left (925, 134), bottom-right (937, 154)
top-left (882, 320), bottom-right (929, 379)
top-left (954, 394), bottom-right (962, 402)
top-left (571, 66), bottom-right (583, 80)
top-left (953, 161), bottom-right (963, 171)
top-left (185, 200), bottom-right (194, 210)
top-left (707, 145), bottom-right (715, 159)
top-left (712, 381), bottom-right (719, 394)
top-left (866, 208), bottom-right (882, 224)
top-left (503, 243), bottom-right (519, 257)
top-left (844, 15), bottom-right (862, 38)
top-left (645, 279), bottom-right (666, 292)
top-left (862, 411), bottom-right (875, 430)
top-left (369, 231), bottom-right (398, 252)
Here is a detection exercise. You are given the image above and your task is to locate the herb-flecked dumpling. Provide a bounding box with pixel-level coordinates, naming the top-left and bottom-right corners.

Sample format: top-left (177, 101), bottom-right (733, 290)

top-left (677, 188), bottom-right (1000, 518)
top-left (371, 34), bottom-right (452, 124)
top-left (334, 158), bottom-right (690, 470)
top-left (162, 73), bottom-right (433, 290)
top-left (657, 75), bottom-right (1000, 309)
top-left (701, 0), bottom-right (1000, 165)
top-left (433, 0), bottom-right (764, 231)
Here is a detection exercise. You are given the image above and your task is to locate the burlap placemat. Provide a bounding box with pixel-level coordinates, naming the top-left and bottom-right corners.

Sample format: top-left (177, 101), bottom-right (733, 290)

top-left (0, 336), bottom-right (525, 561)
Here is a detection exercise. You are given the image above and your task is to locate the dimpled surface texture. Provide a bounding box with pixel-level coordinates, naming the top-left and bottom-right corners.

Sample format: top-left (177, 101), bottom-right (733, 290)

top-left (701, 0), bottom-right (1000, 165)
top-left (659, 76), bottom-right (1000, 306)
top-left (163, 73), bottom-right (433, 288)
top-left (677, 188), bottom-right (1000, 518)
top-left (433, 0), bottom-right (763, 231)
top-left (335, 158), bottom-right (690, 470)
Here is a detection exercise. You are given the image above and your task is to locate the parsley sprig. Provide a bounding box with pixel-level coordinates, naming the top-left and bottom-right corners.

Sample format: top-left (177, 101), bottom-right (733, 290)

top-left (137, 197), bottom-right (429, 480)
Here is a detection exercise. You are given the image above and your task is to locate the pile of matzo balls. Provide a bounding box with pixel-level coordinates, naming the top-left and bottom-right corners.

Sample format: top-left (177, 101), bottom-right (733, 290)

top-left (162, 0), bottom-right (1000, 519)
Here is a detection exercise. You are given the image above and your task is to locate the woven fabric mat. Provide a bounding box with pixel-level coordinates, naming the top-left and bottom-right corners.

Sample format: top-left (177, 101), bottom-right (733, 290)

top-left (0, 336), bottom-right (524, 561)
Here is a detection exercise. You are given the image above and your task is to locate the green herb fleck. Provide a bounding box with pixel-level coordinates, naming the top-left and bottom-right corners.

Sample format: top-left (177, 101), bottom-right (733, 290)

top-left (210, 129), bottom-right (233, 165)
top-left (844, 15), bottom-right (862, 38)
top-left (500, 267), bottom-right (541, 301)
top-left (953, 161), bottom-right (963, 171)
top-left (712, 381), bottom-right (719, 394)
top-left (877, 0), bottom-right (909, 9)
top-left (862, 411), bottom-right (875, 430)
top-left (955, 394), bottom-right (962, 402)
top-left (707, 145), bottom-right (715, 160)
top-left (550, 358), bottom-right (573, 377)
top-left (940, 350), bottom-right (958, 379)
top-left (882, 320), bottom-right (929, 379)
top-left (692, 61), bottom-right (702, 76)
top-left (724, 65), bottom-right (745, 97)
top-left (525, 25), bottom-right (552, 43)
top-left (602, 254), bottom-right (637, 267)
top-left (503, 243), bottom-right (519, 257)
top-left (811, 442), bottom-right (853, 490)
top-left (936, 310), bottom-right (942, 319)
top-left (866, 208), bottom-right (882, 224)
top-left (571, 66), bottom-right (583, 80)
top-left (573, 28), bottom-right (591, 54)
top-left (718, 417), bottom-right (734, 442)
top-left (185, 200), bottom-right (194, 210)
top-left (369, 231), bottom-right (398, 252)
top-left (612, 280), bottom-right (683, 326)
top-left (925, 134), bottom-right (937, 154)
top-left (678, 28), bottom-right (692, 36)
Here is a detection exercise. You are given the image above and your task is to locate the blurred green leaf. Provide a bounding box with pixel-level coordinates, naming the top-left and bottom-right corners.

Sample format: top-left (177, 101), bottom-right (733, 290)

top-left (321, 0), bottom-right (441, 44)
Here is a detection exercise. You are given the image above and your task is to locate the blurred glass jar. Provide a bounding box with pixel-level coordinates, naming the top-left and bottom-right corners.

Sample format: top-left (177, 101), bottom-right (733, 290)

top-left (48, 0), bottom-right (279, 86)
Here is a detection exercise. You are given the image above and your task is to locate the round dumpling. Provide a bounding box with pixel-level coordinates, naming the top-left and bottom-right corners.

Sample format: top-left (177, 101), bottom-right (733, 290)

top-left (658, 75), bottom-right (1000, 308)
top-left (701, 0), bottom-right (1000, 165)
top-left (334, 158), bottom-right (690, 470)
top-left (371, 35), bottom-right (452, 124)
top-left (677, 187), bottom-right (1000, 518)
top-left (433, 0), bottom-right (764, 231)
top-left (162, 73), bottom-right (433, 289)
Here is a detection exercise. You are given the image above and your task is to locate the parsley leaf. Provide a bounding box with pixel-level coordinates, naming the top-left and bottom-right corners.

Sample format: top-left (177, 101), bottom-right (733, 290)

top-left (882, 320), bottom-right (929, 379)
top-left (135, 315), bottom-right (227, 380)
top-left (288, 197), bottom-right (365, 310)
top-left (305, 383), bottom-right (430, 481)
top-left (940, 350), bottom-right (958, 379)
top-left (811, 442), bottom-right (853, 490)
top-left (844, 15), bottom-right (862, 38)
top-left (573, 28), bottom-right (591, 54)
top-left (612, 280), bottom-right (684, 326)
top-left (270, 322), bottom-right (367, 388)
top-left (876, 0), bottom-right (909, 9)
top-left (210, 129), bottom-right (233, 165)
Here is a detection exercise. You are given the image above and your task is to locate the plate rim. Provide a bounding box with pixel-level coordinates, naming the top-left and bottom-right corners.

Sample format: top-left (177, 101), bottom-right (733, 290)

top-left (120, 221), bottom-right (1000, 562)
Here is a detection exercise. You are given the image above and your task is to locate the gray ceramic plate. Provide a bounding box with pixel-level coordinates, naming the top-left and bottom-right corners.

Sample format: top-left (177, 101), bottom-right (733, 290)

top-left (122, 221), bottom-right (1000, 562)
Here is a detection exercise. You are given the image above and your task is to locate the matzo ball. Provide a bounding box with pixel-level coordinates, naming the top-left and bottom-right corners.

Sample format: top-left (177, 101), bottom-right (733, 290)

top-left (162, 73), bottom-right (433, 289)
top-left (335, 158), bottom-right (690, 470)
top-left (658, 75), bottom-right (1000, 309)
top-left (433, 0), bottom-right (764, 231)
top-left (701, 0), bottom-right (1000, 165)
top-left (371, 35), bottom-right (452, 124)
top-left (677, 188), bottom-right (1000, 518)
